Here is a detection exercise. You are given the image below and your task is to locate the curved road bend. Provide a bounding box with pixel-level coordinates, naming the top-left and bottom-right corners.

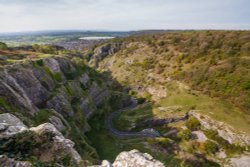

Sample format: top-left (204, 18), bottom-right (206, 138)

top-left (106, 100), bottom-right (159, 138)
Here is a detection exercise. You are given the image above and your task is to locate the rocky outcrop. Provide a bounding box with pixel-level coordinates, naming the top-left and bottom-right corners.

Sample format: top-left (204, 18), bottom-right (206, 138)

top-left (0, 113), bottom-right (83, 166)
top-left (228, 155), bottom-right (250, 167)
top-left (0, 56), bottom-right (110, 116)
top-left (0, 56), bottom-right (115, 165)
top-left (190, 111), bottom-right (250, 146)
top-left (90, 150), bottom-right (165, 167)
top-left (0, 113), bottom-right (27, 138)
top-left (30, 123), bottom-right (83, 165)
top-left (88, 82), bottom-right (110, 107)
top-left (89, 43), bottom-right (122, 67)
top-left (0, 155), bottom-right (32, 167)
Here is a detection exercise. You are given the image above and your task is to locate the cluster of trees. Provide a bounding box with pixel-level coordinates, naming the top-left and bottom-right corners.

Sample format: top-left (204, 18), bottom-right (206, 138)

top-left (32, 44), bottom-right (57, 54)
top-left (0, 42), bottom-right (8, 50)
top-left (126, 31), bottom-right (250, 113)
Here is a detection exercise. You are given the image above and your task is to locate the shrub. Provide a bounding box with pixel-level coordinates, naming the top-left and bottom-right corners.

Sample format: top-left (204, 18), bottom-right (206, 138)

top-left (0, 42), bottom-right (8, 50)
top-left (177, 129), bottom-right (192, 141)
top-left (155, 137), bottom-right (171, 146)
top-left (32, 44), bottom-right (57, 54)
top-left (143, 92), bottom-right (152, 101)
top-left (203, 129), bottom-right (245, 155)
top-left (204, 140), bottom-right (218, 154)
top-left (186, 117), bottom-right (201, 130)
top-left (129, 90), bottom-right (138, 96)
top-left (34, 109), bottom-right (52, 125)
top-left (35, 59), bottom-right (44, 66)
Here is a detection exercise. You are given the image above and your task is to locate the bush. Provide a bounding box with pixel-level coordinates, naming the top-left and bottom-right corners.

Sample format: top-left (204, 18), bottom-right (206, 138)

top-left (0, 42), bottom-right (8, 50)
top-left (129, 90), bottom-right (138, 96)
top-left (177, 129), bottom-right (192, 141)
top-left (147, 137), bottom-right (171, 147)
top-left (32, 44), bottom-right (57, 54)
top-left (155, 137), bottom-right (171, 147)
top-left (34, 109), bottom-right (52, 125)
top-left (186, 117), bottom-right (201, 130)
top-left (35, 59), bottom-right (44, 66)
top-left (203, 129), bottom-right (245, 155)
top-left (143, 92), bottom-right (152, 101)
top-left (204, 140), bottom-right (218, 154)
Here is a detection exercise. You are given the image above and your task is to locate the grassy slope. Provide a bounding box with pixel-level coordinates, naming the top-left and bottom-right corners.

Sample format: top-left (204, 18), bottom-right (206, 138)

top-left (97, 30), bottom-right (250, 136)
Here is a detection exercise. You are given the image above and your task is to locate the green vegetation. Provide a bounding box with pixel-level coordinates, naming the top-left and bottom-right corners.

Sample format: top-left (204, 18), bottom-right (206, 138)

top-left (44, 67), bottom-right (62, 82)
top-left (32, 44), bottom-right (57, 54)
top-left (112, 103), bottom-right (153, 131)
top-left (203, 140), bottom-right (218, 154)
top-left (203, 129), bottom-right (246, 155)
top-left (0, 42), bottom-right (8, 50)
top-left (86, 109), bottom-right (182, 166)
top-left (0, 130), bottom-right (54, 160)
top-left (33, 109), bottom-right (52, 126)
top-left (186, 117), bottom-right (201, 131)
top-left (177, 129), bottom-right (192, 141)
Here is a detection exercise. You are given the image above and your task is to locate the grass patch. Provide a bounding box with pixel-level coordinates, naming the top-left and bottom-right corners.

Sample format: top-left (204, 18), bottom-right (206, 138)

top-left (112, 103), bottom-right (153, 131)
top-left (157, 90), bottom-right (250, 137)
top-left (33, 109), bottom-right (52, 126)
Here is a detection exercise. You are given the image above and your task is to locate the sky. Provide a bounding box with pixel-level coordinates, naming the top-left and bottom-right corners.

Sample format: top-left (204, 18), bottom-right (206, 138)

top-left (0, 0), bottom-right (249, 32)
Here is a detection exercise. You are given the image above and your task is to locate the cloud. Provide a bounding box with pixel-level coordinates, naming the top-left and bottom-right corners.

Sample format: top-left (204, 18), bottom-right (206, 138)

top-left (0, 0), bottom-right (249, 32)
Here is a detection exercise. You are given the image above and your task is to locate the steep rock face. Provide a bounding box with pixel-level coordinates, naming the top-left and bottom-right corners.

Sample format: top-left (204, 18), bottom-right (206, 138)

top-left (0, 113), bottom-right (83, 166)
top-left (7, 67), bottom-right (50, 107)
top-left (90, 43), bottom-right (123, 67)
top-left (0, 68), bottom-right (39, 114)
top-left (0, 56), bottom-right (110, 116)
top-left (90, 150), bottom-right (165, 167)
top-left (88, 82), bottom-right (110, 107)
top-left (0, 56), bottom-right (112, 163)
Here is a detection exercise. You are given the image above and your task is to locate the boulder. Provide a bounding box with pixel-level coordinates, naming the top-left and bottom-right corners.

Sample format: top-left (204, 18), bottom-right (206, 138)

top-left (89, 150), bottom-right (165, 167)
top-left (0, 113), bottom-right (27, 139)
top-left (79, 73), bottom-right (90, 87)
top-left (112, 150), bottom-right (165, 167)
top-left (191, 131), bottom-right (208, 142)
top-left (229, 155), bottom-right (250, 167)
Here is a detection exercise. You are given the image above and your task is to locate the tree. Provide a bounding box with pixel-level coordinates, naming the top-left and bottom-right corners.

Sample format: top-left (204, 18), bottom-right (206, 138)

top-left (0, 42), bottom-right (8, 50)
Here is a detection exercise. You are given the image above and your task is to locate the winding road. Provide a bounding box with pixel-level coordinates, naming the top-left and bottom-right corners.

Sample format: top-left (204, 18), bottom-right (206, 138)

top-left (106, 99), bottom-right (189, 139)
top-left (106, 99), bottom-right (160, 138)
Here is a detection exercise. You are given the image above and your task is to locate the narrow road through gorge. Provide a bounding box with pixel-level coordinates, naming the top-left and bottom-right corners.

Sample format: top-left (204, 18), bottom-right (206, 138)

top-left (106, 99), bottom-right (189, 138)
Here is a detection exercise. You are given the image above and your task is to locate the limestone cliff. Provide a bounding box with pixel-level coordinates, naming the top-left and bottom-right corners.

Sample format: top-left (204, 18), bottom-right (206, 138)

top-left (0, 113), bottom-right (83, 166)
top-left (0, 55), bottom-right (112, 164)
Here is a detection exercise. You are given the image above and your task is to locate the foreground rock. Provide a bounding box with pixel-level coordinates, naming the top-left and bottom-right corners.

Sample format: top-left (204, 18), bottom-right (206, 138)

top-left (0, 113), bottom-right (83, 166)
top-left (90, 149), bottom-right (165, 167)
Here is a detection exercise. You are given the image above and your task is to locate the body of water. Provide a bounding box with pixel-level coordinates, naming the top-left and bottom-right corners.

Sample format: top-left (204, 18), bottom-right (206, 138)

top-left (79, 36), bottom-right (115, 40)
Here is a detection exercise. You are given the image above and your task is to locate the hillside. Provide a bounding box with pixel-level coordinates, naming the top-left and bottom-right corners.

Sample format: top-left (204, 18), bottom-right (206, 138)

top-left (94, 31), bottom-right (250, 113)
top-left (0, 31), bottom-right (250, 167)
top-left (87, 30), bottom-right (250, 166)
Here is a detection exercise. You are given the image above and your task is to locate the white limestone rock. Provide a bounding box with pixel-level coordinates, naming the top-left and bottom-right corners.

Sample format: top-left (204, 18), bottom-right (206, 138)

top-left (0, 113), bottom-right (27, 139)
top-left (112, 150), bottom-right (165, 167)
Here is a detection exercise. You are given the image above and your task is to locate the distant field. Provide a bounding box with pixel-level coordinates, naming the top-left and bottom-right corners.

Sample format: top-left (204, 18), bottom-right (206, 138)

top-left (0, 30), bottom-right (129, 46)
